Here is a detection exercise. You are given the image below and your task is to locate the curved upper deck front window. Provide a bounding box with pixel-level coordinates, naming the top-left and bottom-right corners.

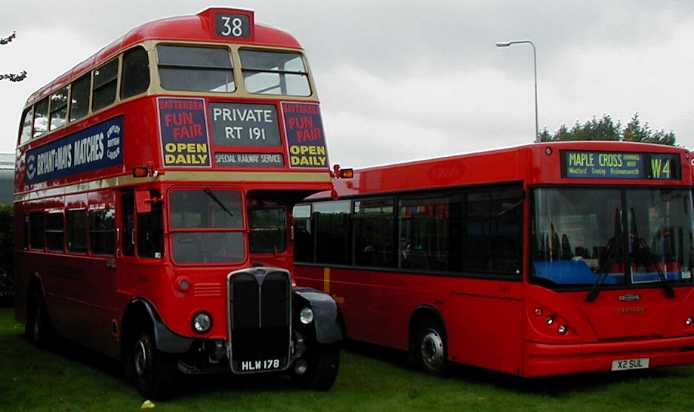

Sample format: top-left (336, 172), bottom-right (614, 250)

top-left (157, 45), bottom-right (235, 93)
top-left (240, 49), bottom-right (311, 96)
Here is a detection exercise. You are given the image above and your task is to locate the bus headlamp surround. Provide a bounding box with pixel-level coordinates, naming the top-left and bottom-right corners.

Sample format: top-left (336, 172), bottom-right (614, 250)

top-left (299, 307), bottom-right (314, 325)
top-left (192, 312), bottom-right (212, 333)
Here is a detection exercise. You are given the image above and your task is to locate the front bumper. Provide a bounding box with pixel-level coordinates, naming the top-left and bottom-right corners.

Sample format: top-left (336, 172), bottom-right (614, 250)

top-left (524, 335), bottom-right (694, 377)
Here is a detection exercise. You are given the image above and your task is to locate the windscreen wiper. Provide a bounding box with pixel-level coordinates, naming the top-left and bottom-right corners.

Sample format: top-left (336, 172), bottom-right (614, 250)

top-left (636, 238), bottom-right (675, 299)
top-left (203, 188), bottom-right (235, 219)
top-left (586, 241), bottom-right (615, 302)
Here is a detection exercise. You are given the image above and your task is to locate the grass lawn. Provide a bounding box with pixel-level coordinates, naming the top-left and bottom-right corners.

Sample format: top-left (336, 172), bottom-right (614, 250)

top-left (2, 307), bottom-right (694, 412)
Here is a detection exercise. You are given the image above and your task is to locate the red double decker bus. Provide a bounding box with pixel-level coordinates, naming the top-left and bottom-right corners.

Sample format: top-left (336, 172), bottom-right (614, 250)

top-left (294, 141), bottom-right (694, 377)
top-left (14, 8), bottom-right (341, 398)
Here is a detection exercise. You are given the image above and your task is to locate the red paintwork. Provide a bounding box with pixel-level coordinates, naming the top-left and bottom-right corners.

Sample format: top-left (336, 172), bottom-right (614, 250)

top-left (14, 9), bottom-right (329, 359)
top-left (25, 8), bottom-right (301, 107)
top-left (295, 142), bottom-right (694, 377)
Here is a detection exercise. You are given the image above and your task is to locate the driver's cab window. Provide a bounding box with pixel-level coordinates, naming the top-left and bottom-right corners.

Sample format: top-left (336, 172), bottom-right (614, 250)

top-left (248, 204), bottom-right (287, 253)
top-left (138, 190), bottom-right (164, 258)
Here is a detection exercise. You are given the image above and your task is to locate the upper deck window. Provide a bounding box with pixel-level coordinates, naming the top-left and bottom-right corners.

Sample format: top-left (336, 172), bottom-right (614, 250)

top-left (49, 87), bottom-right (69, 131)
top-left (121, 46), bottom-right (150, 99)
top-left (240, 50), bottom-right (311, 97)
top-left (157, 45), bottom-right (234, 93)
top-left (19, 106), bottom-right (33, 144)
top-left (92, 59), bottom-right (119, 111)
top-left (33, 98), bottom-right (49, 137)
top-left (69, 73), bottom-right (91, 122)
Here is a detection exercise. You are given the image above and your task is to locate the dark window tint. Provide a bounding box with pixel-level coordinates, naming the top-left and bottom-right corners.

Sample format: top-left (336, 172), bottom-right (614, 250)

top-left (45, 212), bottom-right (64, 251)
top-left (170, 190), bottom-right (242, 229)
top-left (314, 200), bottom-right (351, 265)
top-left (138, 198), bottom-right (163, 258)
top-left (120, 46), bottom-right (150, 99)
top-left (49, 87), bottom-right (68, 131)
top-left (19, 106), bottom-right (33, 144)
top-left (463, 187), bottom-right (523, 275)
top-left (354, 198), bottom-right (395, 267)
top-left (29, 213), bottom-right (44, 249)
top-left (249, 207), bottom-right (287, 253)
top-left (157, 45), bottom-right (234, 92)
top-left (398, 185), bottom-right (523, 275)
top-left (293, 204), bottom-right (313, 262)
top-left (173, 232), bottom-right (244, 263)
top-left (399, 195), bottom-right (456, 271)
top-left (92, 59), bottom-right (118, 111)
top-left (90, 208), bottom-right (115, 255)
top-left (121, 191), bottom-right (135, 256)
top-left (33, 98), bottom-right (49, 137)
top-left (240, 50), bottom-right (310, 96)
top-left (67, 210), bottom-right (88, 252)
top-left (69, 74), bottom-right (91, 122)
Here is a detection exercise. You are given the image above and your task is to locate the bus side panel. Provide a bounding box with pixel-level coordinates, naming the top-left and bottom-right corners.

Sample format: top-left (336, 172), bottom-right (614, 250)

top-left (446, 290), bottom-right (525, 375)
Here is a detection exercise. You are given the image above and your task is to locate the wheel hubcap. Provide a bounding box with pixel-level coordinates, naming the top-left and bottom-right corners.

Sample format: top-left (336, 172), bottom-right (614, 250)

top-left (420, 330), bottom-right (444, 371)
top-left (134, 340), bottom-right (149, 376)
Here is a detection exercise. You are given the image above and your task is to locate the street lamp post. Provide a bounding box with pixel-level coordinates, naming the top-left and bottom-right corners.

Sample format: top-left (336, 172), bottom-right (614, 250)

top-left (496, 40), bottom-right (539, 143)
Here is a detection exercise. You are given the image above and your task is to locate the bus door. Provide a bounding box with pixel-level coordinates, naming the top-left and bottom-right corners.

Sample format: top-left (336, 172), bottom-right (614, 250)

top-left (116, 189), bottom-right (165, 299)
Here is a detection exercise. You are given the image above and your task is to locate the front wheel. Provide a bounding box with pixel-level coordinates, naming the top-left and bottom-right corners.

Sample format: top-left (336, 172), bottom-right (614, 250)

top-left (414, 322), bottom-right (448, 375)
top-left (294, 344), bottom-right (340, 390)
top-left (126, 331), bottom-right (176, 400)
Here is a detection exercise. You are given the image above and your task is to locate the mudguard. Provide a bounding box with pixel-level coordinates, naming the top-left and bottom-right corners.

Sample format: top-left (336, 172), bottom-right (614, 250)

top-left (132, 299), bottom-right (194, 354)
top-left (293, 288), bottom-right (343, 344)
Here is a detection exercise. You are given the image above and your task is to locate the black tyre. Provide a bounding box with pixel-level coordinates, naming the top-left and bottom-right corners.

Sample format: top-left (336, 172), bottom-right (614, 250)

top-left (26, 289), bottom-right (52, 348)
top-left (126, 330), bottom-right (176, 400)
top-left (413, 320), bottom-right (448, 375)
top-left (295, 344), bottom-right (340, 390)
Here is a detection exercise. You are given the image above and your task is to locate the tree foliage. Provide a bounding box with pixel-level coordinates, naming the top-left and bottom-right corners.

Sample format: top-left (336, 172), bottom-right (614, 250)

top-left (1, 30), bottom-right (27, 83)
top-left (539, 113), bottom-right (676, 146)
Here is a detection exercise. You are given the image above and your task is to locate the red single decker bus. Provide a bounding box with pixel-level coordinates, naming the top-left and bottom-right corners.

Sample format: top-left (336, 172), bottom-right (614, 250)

top-left (294, 141), bottom-right (694, 378)
top-left (14, 8), bottom-right (341, 398)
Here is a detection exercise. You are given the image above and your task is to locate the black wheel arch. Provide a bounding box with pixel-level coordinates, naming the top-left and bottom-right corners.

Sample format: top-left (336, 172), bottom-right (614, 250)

top-left (120, 298), bottom-right (194, 359)
top-left (408, 305), bottom-right (448, 349)
top-left (293, 288), bottom-right (343, 344)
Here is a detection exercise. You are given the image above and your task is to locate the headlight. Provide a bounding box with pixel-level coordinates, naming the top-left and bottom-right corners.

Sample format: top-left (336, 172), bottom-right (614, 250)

top-left (192, 312), bottom-right (212, 333)
top-left (299, 307), bottom-right (314, 325)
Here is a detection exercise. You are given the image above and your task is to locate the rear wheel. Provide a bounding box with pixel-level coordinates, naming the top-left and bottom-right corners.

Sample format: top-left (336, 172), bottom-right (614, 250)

top-left (26, 289), bottom-right (52, 348)
top-left (413, 320), bottom-right (448, 375)
top-left (295, 344), bottom-right (340, 390)
top-left (126, 330), bottom-right (176, 400)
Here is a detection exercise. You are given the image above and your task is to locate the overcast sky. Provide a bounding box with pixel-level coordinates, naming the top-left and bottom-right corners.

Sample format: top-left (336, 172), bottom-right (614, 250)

top-left (1, 1), bottom-right (692, 168)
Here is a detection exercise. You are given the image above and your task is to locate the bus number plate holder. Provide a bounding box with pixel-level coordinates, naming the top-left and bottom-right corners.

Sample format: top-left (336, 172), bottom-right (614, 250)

top-left (611, 358), bottom-right (649, 371)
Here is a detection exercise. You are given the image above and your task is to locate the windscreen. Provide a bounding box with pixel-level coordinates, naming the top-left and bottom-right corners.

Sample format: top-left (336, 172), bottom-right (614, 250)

top-left (532, 187), bottom-right (694, 287)
top-left (157, 45), bottom-right (235, 92)
top-left (239, 50), bottom-right (311, 96)
top-left (169, 189), bottom-right (244, 263)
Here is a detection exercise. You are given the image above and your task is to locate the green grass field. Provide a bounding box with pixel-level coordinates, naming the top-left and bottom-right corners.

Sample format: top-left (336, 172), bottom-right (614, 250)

top-left (2, 307), bottom-right (694, 412)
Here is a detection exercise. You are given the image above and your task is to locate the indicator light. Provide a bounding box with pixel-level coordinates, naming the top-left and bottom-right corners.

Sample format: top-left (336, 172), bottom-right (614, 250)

top-left (558, 324), bottom-right (568, 335)
top-left (544, 147), bottom-right (553, 156)
top-left (686, 316), bottom-right (693, 326)
top-left (533, 307), bottom-right (543, 316)
top-left (546, 316), bottom-right (554, 326)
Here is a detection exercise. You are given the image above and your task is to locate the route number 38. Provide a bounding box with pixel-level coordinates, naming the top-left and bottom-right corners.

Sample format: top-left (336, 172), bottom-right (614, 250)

top-left (216, 14), bottom-right (250, 38)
